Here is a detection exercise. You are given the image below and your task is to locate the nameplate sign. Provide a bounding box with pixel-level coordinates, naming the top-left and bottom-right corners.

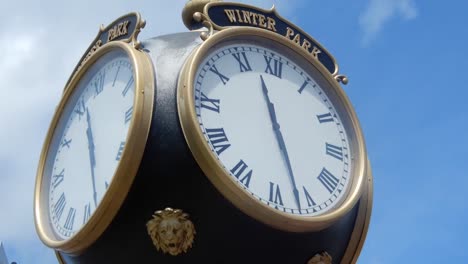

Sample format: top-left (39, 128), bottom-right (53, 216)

top-left (204, 3), bottom-right (337, 75)
top-left (65, 12), bottom-right (145, 89)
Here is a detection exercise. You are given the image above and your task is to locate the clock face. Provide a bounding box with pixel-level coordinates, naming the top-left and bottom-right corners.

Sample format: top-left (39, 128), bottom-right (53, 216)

top-left (43, 49), bottom-right (135, 239)
top-left (193, 42), bottom-right (352, 216)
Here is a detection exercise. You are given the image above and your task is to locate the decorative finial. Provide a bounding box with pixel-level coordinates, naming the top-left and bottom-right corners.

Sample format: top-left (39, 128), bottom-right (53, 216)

top-left (334, 74), bottom-right (349, 85)
top-left (182, 0), bottom-right (222, 30)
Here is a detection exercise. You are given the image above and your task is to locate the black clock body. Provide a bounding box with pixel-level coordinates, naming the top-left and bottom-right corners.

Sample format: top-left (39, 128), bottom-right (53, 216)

top-left (58, 32), bottom-right (366, 264)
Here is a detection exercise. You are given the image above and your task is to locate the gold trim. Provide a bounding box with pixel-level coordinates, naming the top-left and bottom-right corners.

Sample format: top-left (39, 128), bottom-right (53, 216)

top-left (334, 74), bottom-right (349, 85)
top-left (193, 12), bottom-right (215, 41)
top-left (64, 12), bottom-right (146, 91)
top-left (55, 250), bottom-right (65, 264)
top-left (177, 27), bottom-right (367, 232)
top-left (199, 1), bottom-right (347, 81)
top-left (341, 158), bottom-right (373, 264)
top-left (34, 41), bottom-right (155, 253)
top-left (182, 0), bottom-right (222, 30)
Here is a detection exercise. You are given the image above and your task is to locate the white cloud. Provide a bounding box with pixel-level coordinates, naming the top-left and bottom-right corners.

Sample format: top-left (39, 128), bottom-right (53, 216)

top-left (0, 33), bottom-right (38, 72)
top-left (359, 0), bottom-right (418, 45)
top-left (0, 28), bottom-right (60, 263)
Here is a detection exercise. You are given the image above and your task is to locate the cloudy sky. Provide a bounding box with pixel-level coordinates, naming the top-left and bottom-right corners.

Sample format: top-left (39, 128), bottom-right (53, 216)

top-left (1, 0), bottom-right (467, 263)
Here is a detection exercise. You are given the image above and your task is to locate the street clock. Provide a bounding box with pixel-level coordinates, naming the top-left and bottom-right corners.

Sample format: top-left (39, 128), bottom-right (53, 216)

top-left (178, 27), bottom-right (367, 233)
top-left (34, 14), bottom-right (154, 253)
top-left (34, 1), bottom-right (372, 263)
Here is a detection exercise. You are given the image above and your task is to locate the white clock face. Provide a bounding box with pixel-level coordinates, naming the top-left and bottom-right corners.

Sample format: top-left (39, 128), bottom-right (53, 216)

top-left (194, 43), bottom-right (352, 216)
top-left (44, 50), bottom-right (135, 238)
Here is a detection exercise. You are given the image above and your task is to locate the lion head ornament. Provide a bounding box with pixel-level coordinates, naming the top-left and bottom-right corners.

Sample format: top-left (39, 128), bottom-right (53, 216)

top-left (307, 251), bottom-right (332, 264)
top-left (146, 208), bottom-right (196, 256)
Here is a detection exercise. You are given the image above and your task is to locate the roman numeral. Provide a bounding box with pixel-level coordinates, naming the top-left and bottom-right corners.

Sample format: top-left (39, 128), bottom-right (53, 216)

top-left (264, 55), bottom-right (283, 78)
top-left (232, 52), bottom-right (252, 72)
top-left (326, 143), bottom-right (343, 161)
top-left (116, 141), bottom-right (125, 161)
top-left (125, 106), bottom-right (133, 124)
top-left (209, 64), bottom-right (230, 85)
top-left (52, 169), bottom-right (65, 188)
top-left (54, 193), bottom-right (66, 220)
top-left (112, 66), bottom-right (120, 87)
top-left (64, 207), bottom-right (76, 230)
top-left (83, 203), bottom-right (91, 224)
top-left (298, 79), bottom-right (309, 94)
top-left (230, 159), bottom-right (253, 188)
top-left (94, 71), bottom-right (105, 96)
top-left (199, 92), bottom-right (220, 113)
top-left (61, 138), bottom-right (72, 149)
top-left (74, 98), bottom-right (85, 120)
top-left (122, 76), bottom-right (134, 96)
top-left (317, 168), bottom-right (339, 193)
top-left (269, 182), bottom-right (284, 206)
top-left (317, 113), bottom-right (334, 123)
top-left (303, 187), bottom-right (317, 207)
top-left (206, 128), bottom-right (231, 155)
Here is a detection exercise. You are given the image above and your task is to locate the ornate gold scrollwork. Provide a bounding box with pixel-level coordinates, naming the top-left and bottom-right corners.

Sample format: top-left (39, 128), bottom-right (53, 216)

top-left (146, 208), bottom-right (196, 256)
top-left (334, 74), bottom-right (349, 85)
top-left (193, 12), bottom-right (215, 41)
top-left (129, 18), bottom-right (146, 50)
top-left (307, 251), bottom-right (333, 264)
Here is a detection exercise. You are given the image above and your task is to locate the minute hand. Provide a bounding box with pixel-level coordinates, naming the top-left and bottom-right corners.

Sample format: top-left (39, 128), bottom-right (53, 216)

top-left (260, 75), bottom-right (301, 210)
top-left (86, 108), bottom-right (98, 207)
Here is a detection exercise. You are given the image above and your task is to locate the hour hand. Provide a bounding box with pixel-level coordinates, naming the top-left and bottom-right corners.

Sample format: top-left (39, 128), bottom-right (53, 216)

top-left (261, 75), bottom-right (279, 129)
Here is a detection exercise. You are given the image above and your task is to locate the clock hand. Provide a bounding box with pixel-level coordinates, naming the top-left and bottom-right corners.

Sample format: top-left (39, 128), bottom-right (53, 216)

top-left (86, 108), bottom-right (98, 207)
top-left (260, 75), bottom-right (301, 210)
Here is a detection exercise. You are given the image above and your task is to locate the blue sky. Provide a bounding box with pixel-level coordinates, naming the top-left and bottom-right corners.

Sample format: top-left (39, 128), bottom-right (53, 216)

top-left (1, 0), bottom-right (467, 263)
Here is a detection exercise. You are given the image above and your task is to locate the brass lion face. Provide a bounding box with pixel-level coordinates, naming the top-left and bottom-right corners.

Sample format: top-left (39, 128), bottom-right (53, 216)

top-left (308, 252), bottom-right (332, 264)
top-left (146, 208), bottom-right (196, 256)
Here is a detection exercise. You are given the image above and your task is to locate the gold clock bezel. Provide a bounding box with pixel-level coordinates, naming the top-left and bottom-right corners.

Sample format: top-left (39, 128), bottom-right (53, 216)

top-left (178, 27), bottom-right (368, 232)
top-left (341, 158), bottom-right (373, 263)
top-left (34, 41), bottom-right (154, 253)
